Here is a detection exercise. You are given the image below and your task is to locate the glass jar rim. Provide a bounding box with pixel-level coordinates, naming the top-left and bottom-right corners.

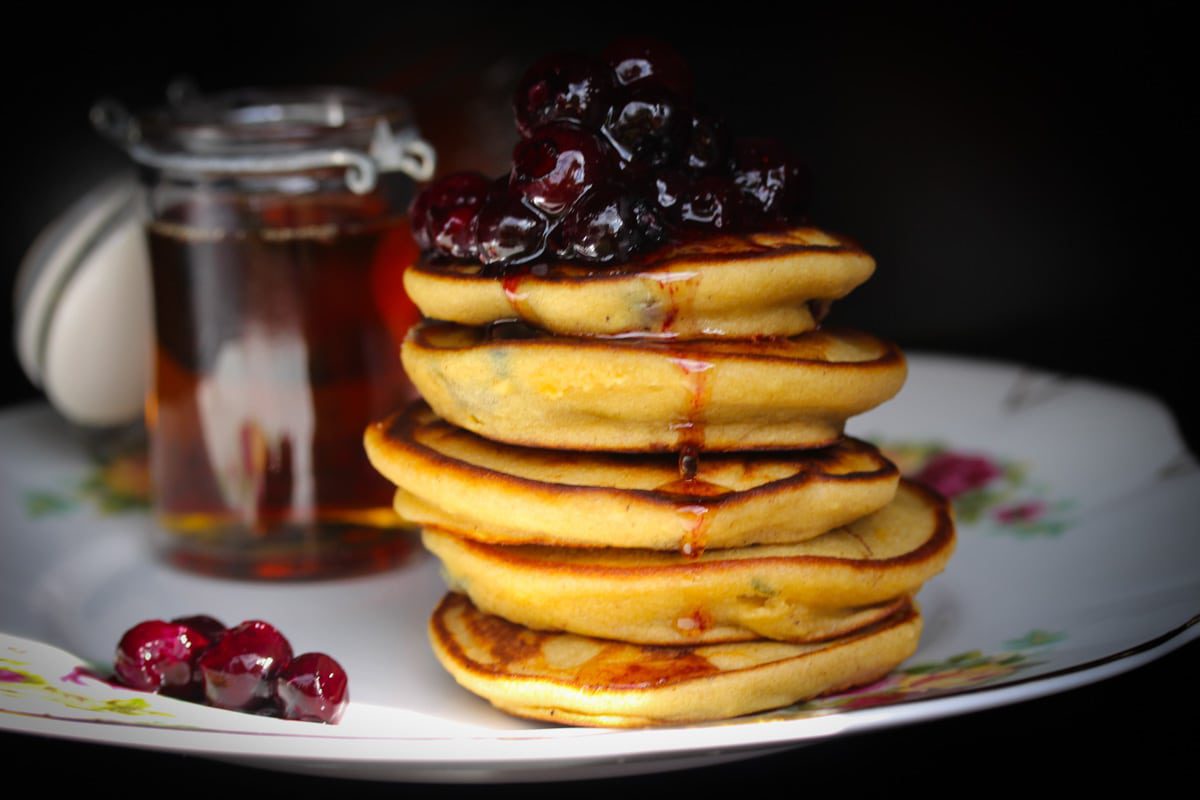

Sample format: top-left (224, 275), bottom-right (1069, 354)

top-left (93, 84), bottom-right (436, 193)
top-left (137, 85), bottom-right (414, 156)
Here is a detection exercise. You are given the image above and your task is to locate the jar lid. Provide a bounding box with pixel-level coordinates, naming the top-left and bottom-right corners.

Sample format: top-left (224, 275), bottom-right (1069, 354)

top-left (92, 84), bottom-right (435, 193)
top-left (14, 174), bottom-right (152, 427)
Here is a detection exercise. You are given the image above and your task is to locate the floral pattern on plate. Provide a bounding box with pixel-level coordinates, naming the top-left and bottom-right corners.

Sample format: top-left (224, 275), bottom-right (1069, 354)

top-left (876, 440), bottom-right (1075, 536)
top-left (24, 449), bottom-right (150, 518)
top-left (808, 629), bottom-right (1063, 711)
top-left (757, 629), bottom-right (1065, 721)
top-left (1, 643), bottom-right (171, 721)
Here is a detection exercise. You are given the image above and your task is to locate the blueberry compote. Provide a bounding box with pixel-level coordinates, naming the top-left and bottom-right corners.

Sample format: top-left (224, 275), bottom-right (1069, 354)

top-left (410, 37), bottom-right (809, 272)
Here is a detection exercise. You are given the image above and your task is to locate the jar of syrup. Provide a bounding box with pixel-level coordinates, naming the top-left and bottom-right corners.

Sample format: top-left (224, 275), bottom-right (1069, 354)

top-left (94, 85), bottom-right (434, 579)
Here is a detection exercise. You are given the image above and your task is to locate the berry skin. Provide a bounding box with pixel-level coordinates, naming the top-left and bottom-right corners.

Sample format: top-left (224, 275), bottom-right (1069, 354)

top-left (197, 620), bottom-right (293, 711)
top-left (514, 53), bottom-right (614, 137)
top-left (729, 138), bottom-right (809, 222)
top-left (474, 189), bottom-right (548, 266)
top-left (684, 111), bottom-right (729, 174)
top-left (114, 620), bottom-right (212, 698)
top-left (678, 175), bottom-right (743, 231)
top-left (275, 653), bottom-right (349, 724)
top-left (556, 187), bottom-right (666, 264)
top-left (406, 43), bottom-right (814, 268)
top-left (171, 615), bottom-right (226, 643)
top-left (409, 172), bottom-right (492, 258)
top-left (603, 86), bottom-right (690, 169)
top-left (650, 171), bottom-right (688, 218)
top-left (511, 123), bottom-right (612, 216)
top-left (603, 37), bottom-right (694, 97)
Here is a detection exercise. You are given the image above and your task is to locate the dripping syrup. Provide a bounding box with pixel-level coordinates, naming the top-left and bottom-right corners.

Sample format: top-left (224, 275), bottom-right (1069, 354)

top-left (666, 353), bottom-right (715, 557)
top-left (655, 465), bottom-right (729, 559)
top-left (501, 263), bottom-right (532, 319)
top-left (653, 270), bottom-right (701, 336)
top-left (679, 445), bottom-right (699, 481)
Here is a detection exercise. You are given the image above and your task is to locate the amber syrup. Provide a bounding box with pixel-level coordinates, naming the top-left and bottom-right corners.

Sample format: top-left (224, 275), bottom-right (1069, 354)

top-left (145, 199), bottom-right (422, 579)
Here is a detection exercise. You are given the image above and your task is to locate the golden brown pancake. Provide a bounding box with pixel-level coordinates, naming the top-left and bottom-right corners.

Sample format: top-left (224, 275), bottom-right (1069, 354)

top-left (421, 481), bottom-right (952, 644)
top-left (429, 592), bottom-right (921, 727)
top-left (404, 227), bottom-right (874, 339)
top-left (401, 321), bottom-right (906, 452)
top-left (365, 404), bottom-right (900, 550)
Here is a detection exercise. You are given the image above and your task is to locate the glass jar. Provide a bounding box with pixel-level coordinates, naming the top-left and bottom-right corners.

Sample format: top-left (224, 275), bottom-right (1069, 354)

top-left (94, 85), bottom-right (434, 579)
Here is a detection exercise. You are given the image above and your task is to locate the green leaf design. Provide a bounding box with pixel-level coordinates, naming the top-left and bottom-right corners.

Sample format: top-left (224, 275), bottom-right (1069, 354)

top-left (1005, 630), bottom-right (1065, 649)
top-left (77, 697), bottom-right (169, 717)
top-left (954, 489), bottom-right (1000, 523)
top-left (24, 491), bottom-right (76, 517)
top-left (1003, 461), bottom-right (1028, 486)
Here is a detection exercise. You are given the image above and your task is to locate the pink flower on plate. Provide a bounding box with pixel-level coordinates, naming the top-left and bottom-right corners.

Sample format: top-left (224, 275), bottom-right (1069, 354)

top-left (914, 452), bottom-right (1001, 498)
top-left (994, 501), bottom-right (1046, 524)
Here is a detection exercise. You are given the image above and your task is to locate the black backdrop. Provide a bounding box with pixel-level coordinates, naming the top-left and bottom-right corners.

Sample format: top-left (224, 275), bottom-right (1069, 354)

top-left (2, 2), bottom-right (1196, 791)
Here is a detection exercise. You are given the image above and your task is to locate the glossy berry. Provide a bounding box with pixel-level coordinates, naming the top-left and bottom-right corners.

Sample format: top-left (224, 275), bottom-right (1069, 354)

top-left (511, 123), bottom-right (612, 216)
top-left (678, 175), bottom-right (743, 230)
top-left (649, 171), bottom-right (688, 217)
top-left (556, 187), bottom-right (666, 263)
top-left (603, 86), bottom-right (690, 168)
top-left (409, 172), bottom-right (492, 258)
top-left (730, 138), bottom-right (808, 222)
top-left (114, 620), bottom-right (212, 698)
top-left (684, 112), bottom-right (729, 174)
top-left (603, 36), bottom-right (694, 97)
top-left (198, 620), bottom-right (293, 711)
top-left (275, 652), bottom-right (349, 724)
top-left (474, 190), bottom-right (548, 266)
top-left (171, 615), bottom-right (226, 643)
top-left (407, 42), bottom-right (814, 269)
top-left (513, 53), bottom-right (614, 136)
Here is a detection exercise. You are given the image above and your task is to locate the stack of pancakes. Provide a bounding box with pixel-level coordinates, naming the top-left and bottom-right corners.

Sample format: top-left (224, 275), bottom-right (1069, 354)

top-left (365, 227), bottom-right (956, 726)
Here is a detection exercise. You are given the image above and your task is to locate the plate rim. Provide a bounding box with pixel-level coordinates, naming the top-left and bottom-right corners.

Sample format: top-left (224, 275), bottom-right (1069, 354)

top-left (3, 618), bottom-right (1198, 774)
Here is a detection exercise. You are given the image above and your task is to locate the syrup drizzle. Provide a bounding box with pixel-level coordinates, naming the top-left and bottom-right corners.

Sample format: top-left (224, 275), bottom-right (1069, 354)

top-left (656, 461), bottom-right (731, 560)
top-left (667, 353), bottom-right (713, 457)
top-left (501, 266), bottom-right (531, 320)
top-left (678, 446), bottom-right (699, 480)
top-left (656, 272), bottom-right (700, 335)
top-left (676, 502), bottom-right (710, 559)
top-left (659, 355), bottom-right (721, 558)
top-left (673, 608), bottom-right (714, 637)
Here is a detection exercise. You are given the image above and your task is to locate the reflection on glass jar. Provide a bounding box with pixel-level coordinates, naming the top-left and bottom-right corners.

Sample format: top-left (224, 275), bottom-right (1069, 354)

top-left (97, 86), bottom-right (434, 579)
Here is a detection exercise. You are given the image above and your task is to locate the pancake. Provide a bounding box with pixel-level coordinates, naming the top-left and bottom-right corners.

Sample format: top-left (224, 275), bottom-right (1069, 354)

top-left (421, 481), bottom-right (952, 644)
top-left (404, 227), bottom-right (875, 340)
top-left (430, 591), bottom-right (921, 726)
top-left (401, 321), bottom-right (906, 452)
top-left (365, 404), bottom-right (899, 550)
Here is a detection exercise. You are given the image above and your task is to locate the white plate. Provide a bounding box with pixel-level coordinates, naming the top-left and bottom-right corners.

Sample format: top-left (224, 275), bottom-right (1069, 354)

top-left (1, 354), bottom-right (1198, 783)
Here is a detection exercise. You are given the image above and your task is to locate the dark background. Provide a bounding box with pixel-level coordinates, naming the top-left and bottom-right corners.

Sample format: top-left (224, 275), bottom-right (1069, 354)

top-left (3, 1), bottom-right (1196, 790)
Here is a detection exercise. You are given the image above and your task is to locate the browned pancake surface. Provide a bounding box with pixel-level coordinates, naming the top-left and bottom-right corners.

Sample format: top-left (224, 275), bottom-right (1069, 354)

top-left (419, 480), bottom-right (953, 644)
top-left (402, 322), bottom-right (906, 452)
top-left (366, 403), bottom-right (900, 549)
top-left (429, 592), bottom-right (922, 726)
top-left (405, 227), bottom-right (874, 339)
